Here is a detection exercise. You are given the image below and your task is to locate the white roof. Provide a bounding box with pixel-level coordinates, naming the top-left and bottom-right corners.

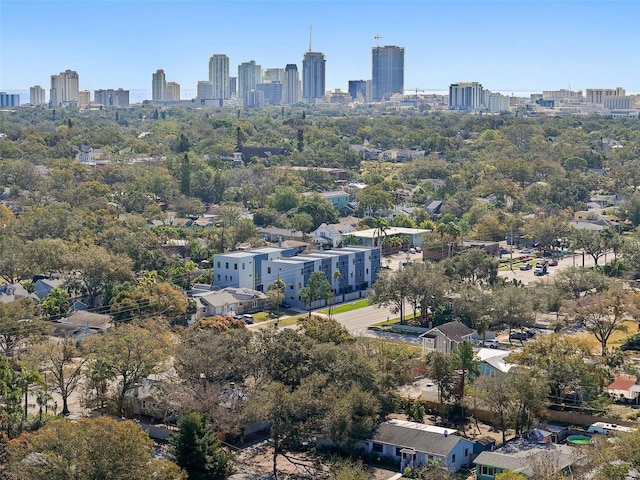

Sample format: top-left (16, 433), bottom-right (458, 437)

top-left (386, 419), bottom-right (458, 436)
top-left (350, 227), bottom-right (431, 239)
top-left (475, 348), bottom-right (516, 374)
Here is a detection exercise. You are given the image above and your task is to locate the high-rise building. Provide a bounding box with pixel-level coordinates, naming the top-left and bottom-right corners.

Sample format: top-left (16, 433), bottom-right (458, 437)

top-left (94, 89), bottom-right (130, 106)
top-left (0, 92), bottom-right (20, 107)
top-left (197, 81), bottom-right (213, 100)
top-left (229, 77), bottom-right (237, 97)
top-left (256, 82), bottom-right (283, 106)
top-left (263, 68), bottom-right (285, 83)
top-left (78, 90), bottom-right (91, 107)
top-left (238, 60), bottom-right (262, 106)
top-left (302, 51), bottom-right (326, 102)
top-left (372, 45), bottom-right (404, 101)
top-left (50, 69), bottom-right (79, 107)
top-left (166, 82), bottom-right (180, 101)
top-left (284, 64), bottom-right (301, 104)
top-left (152, 69), bottom-right (167, 101)
top-left (348, 80), bottom-right (368, 101)
top-left (30, 85), bottom-right (46, 106)
top-left (449, 82), bottom-right (485, 110)
top-left (209, 54), bottom-right (230, 99)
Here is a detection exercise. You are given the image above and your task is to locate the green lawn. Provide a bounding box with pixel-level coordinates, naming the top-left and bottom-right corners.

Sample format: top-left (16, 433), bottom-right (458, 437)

top-left (318, 299), bottom-right (370, 315)
top-left (372, 312), bottom-right (417, 327)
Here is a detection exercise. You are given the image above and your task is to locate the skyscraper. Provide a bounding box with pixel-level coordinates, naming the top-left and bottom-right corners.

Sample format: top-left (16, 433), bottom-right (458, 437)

top-left (152, 69), bottom-right (166, 101)
top-left (30, 85), bottom-right (46, 106)
top-left (284, 64), bottom-right (301, 104)
top-left (94, 89), bottom-right (130, 107)
top-left (372, 45), bottom-right (404, 101)
top-left (50, 69), bottom-right (79, 107)
top-left (449, 82), bottom-right (484, 110)
top-left (348, 80), bottom-right (368, 101)
top-left (209, 54), bottom-right (230, 99)
top-left (197, 81), bottom-right (213, 100)
top-left (302, 51), bottom-right (325, 102)
top-left (263, 68), bottom-right (285, 83)
top-left (237, 60), bottom-right (262, 106)
top-left (166, 82), bottom-right (181, 101)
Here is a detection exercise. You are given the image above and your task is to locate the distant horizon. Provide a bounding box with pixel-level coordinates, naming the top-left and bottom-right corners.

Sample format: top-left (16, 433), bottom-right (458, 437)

top-left (2, 1), bottom-right (640, 96)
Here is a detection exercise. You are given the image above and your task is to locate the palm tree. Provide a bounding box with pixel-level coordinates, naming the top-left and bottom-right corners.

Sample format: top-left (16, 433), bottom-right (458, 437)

top-left (373, 217), bottom-right (389, 252)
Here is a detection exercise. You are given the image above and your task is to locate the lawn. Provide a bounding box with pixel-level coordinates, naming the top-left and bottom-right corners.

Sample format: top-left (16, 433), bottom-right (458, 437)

top-left (318, 299), bottom-right (369, 315)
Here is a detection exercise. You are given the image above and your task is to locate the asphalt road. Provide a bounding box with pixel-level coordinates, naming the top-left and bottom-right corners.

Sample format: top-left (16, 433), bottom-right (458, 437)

top-left (497, 251), bottom-right (603, 285)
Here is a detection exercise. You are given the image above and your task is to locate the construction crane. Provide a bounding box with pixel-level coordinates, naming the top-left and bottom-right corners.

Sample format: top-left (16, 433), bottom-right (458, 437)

top-left (374, 34), bottom-right (383, 47)
top-left (410, 87), bottom-right (425, 98)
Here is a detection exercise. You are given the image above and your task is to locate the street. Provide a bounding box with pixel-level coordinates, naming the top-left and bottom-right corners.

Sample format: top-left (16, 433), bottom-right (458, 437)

top-left (497, 251), bottom-right (605, 285)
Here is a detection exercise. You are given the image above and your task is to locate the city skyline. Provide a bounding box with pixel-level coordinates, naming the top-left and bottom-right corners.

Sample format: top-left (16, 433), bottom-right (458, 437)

top-left (2, 1), bottom-right (640, 97)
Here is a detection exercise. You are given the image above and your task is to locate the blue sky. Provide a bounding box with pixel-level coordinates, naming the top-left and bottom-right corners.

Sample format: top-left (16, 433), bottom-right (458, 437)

top-left (2, 0), bottom-right (640, 97)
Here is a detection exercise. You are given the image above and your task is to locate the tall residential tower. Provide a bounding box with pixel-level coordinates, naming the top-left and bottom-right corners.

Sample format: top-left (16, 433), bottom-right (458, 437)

top-left (284, 64), bottom-right (301, 104)
top-left (302, 51), bottom-right (325, 102)
top-left (152, 69), bottom-right (167, 101)
top-left (237, 60), bottom-right (262, 106)
top-left (209, 54), bottom-right (230, 100)
top-left (372, 45), bottom-right (404, 101)
top-left (50, 69), bottom-right (79, 107)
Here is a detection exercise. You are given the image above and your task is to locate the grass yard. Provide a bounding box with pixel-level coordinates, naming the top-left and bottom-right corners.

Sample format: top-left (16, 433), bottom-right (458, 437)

top-left (318, 299), bottom-right (370, 315)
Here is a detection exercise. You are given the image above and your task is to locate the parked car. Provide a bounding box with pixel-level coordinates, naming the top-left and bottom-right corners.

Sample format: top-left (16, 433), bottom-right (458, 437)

top-left (520, 263), bottom-right (532, 271)
top-left (415, 246), bottom-right (422, 253)
top-left (242, 314), bottom-right (254, 324)
top-left (409, 247), bottom-right (416, 254)
top-left (499, 247), bottom-right (511, 255)
top-left (520, 248), bottom-right (532, 254)
top-left (483, 340), bottom-right (501, 348)
top-left (548, 258), bottom-right (558, 266)
top-left (510, 331), bottom-right (530, 341)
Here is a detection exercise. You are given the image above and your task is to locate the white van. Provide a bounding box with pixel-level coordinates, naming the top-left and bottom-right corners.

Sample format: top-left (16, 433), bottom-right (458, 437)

top-left (587, 422), bottom-right (635, 435)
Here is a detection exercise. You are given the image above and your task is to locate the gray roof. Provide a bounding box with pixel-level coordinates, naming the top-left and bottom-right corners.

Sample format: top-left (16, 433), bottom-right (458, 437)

top-left (475, 440), bottom-right (577, 476)
top-left (372, 422), bottom-right (467, 457)
top-left (422, 321), bottom-right (474, 343)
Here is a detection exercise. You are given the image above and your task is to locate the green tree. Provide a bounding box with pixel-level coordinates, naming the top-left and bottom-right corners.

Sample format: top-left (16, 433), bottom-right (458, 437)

top-left (299, 270), bottom-right (332, 318)
top-left (297, 316), bottom-right (353, 344)
top-left (41, 287), bottom-right (69, 319)
top-left (6, 416), bottom-right (186, 480)
top-left (171, 411), bottom-right (234, 480)
top-left (425, 351), bottom-right (455, 404)
top-left (180, 153), bottom-right (191, 195)
top-left (572, 228), bottom-right (608, 266)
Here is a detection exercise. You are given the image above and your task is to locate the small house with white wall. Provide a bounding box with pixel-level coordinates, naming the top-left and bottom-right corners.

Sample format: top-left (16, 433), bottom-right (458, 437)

top-left (359, 420), bottom-right (474, 473)
top-left (420, 321), bottom-right (475, 355)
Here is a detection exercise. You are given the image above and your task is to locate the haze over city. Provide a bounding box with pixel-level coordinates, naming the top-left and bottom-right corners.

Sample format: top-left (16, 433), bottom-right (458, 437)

top-left (2, 0), bottom-right (640, 99)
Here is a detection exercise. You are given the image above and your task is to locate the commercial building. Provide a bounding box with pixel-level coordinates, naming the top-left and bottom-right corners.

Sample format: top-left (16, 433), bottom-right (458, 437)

top-left (256, 82), bottom-right (283, 106)
top-left (372, 45), bottom-right (404, 101)
top-left (449, 82), bottom-right (484, 110)
top-left (263, 68), bottom-right (285, 83)
top-left (78, 90), bottom-right (91, 107)
top-left (29, 85), bottom-right (46, 106)
top-left (50, 69), bottom-right (79, 107)
top-left (94, 88), bottom-right (130, 106)
top-left (302, 51), bottom-right (326, 102)
top-left (197, 80), bottom-right (213, 100)
top-left (213, 247), bottom-right (298, 290)
top-left (238, 60), bottom-right (262, 106)
top-left (284, 64), bottom-right (301, 104)
top-left (586, 87), bottom-right (625, 104)
top-left (0, 92), bottom-right (20, 107)
top-left (542, 89), bottom-right (582, 102)
top-left (348, 80), bottom-right (368, 101)
top-left (152, 69), bottom-right (166, 101)
top-left (486, 92), bottom-right (510, 112)
top-left (166, 82), bottom-right (181, 101)
top-left (209, 54), bottom-right (230, 99)
top-left (604, 96), bottom-right (635, 110)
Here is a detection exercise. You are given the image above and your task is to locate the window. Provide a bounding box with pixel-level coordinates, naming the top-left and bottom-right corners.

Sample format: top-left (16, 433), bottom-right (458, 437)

top-left (234, 263), bottom-right (238, 270)
top-left (217, 261), bottom-right (220, 268)
top-left (372, 443), bottom-right (383, 453)
top-left (289, 284), bottom-right (294, 290)
top-left (230, 276), bottom-right (233, 281)
top-left (224, 275), bottom-right (228, 281)
top-left (366, 268), bottom-right (369, 274)
top-left (395, 447), bottom-right (402, 457)
top-left (268, 267), bottom-right (271, 274)
top-left (451, 454), bottom-right (456, 463)
top-left (225, 262), bottom-right (229, 269)
top-left (242, 263), bottom-right (245, 270)
top-left (217, 275), bottom-right (221, 281)
top-left (480, 466), bottom-right (495, 476)
top-left (464, 448), bottom-right (468, 457)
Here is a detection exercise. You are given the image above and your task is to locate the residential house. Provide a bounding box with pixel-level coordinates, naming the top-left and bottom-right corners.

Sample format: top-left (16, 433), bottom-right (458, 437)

top-left (258, 227), bottom-right (305, 243)
top-left (0, 284), bottom-right (36, 303)
top-left (607, 377), bottom-right (640, 404)
top-left (474, 439), bottom-right (577, 480)
top-left (358, 420), bottom-right (474, 473)
top-left (590, 193), bottom-right (620, 207)
top-left (289, 166), bottom-right (348, 181)
top-left (193, 286), bottom-right (270, 318)
top-left (425, 200), bottom-right (443, 215)
top-left (349, 227), bottom-right (430, 249)
top-left (240, 146), bottom-right (290, 163)
top-left (33, 277), bottom-right (65, 300)
top-left (312, 222), bottom-right (355, 249)
top-left (303, 190), bottom-right (350, 211)
top-left (569, 219), bottom-right (615, 232)
top-left (52, 310), bottom-right (112, 341)
top-left (420, 321), bottom-right (475, 355)
top-left (475, 348), bottom-right (516, 377)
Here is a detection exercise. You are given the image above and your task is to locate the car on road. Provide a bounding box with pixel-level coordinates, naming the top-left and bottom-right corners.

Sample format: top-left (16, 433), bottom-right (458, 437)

top-left (519, 263), bottom-right (533, 271)
top-left (483, 340), bottom-right (501, 348)
top-left (548, 258), bottom-right (558, 266)
top-left (520, 248), bottom-right (532, 254)
top-left (242, 314), bottom-right (254, 324)
top-left (534, 261), bottom-right (548, 276)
